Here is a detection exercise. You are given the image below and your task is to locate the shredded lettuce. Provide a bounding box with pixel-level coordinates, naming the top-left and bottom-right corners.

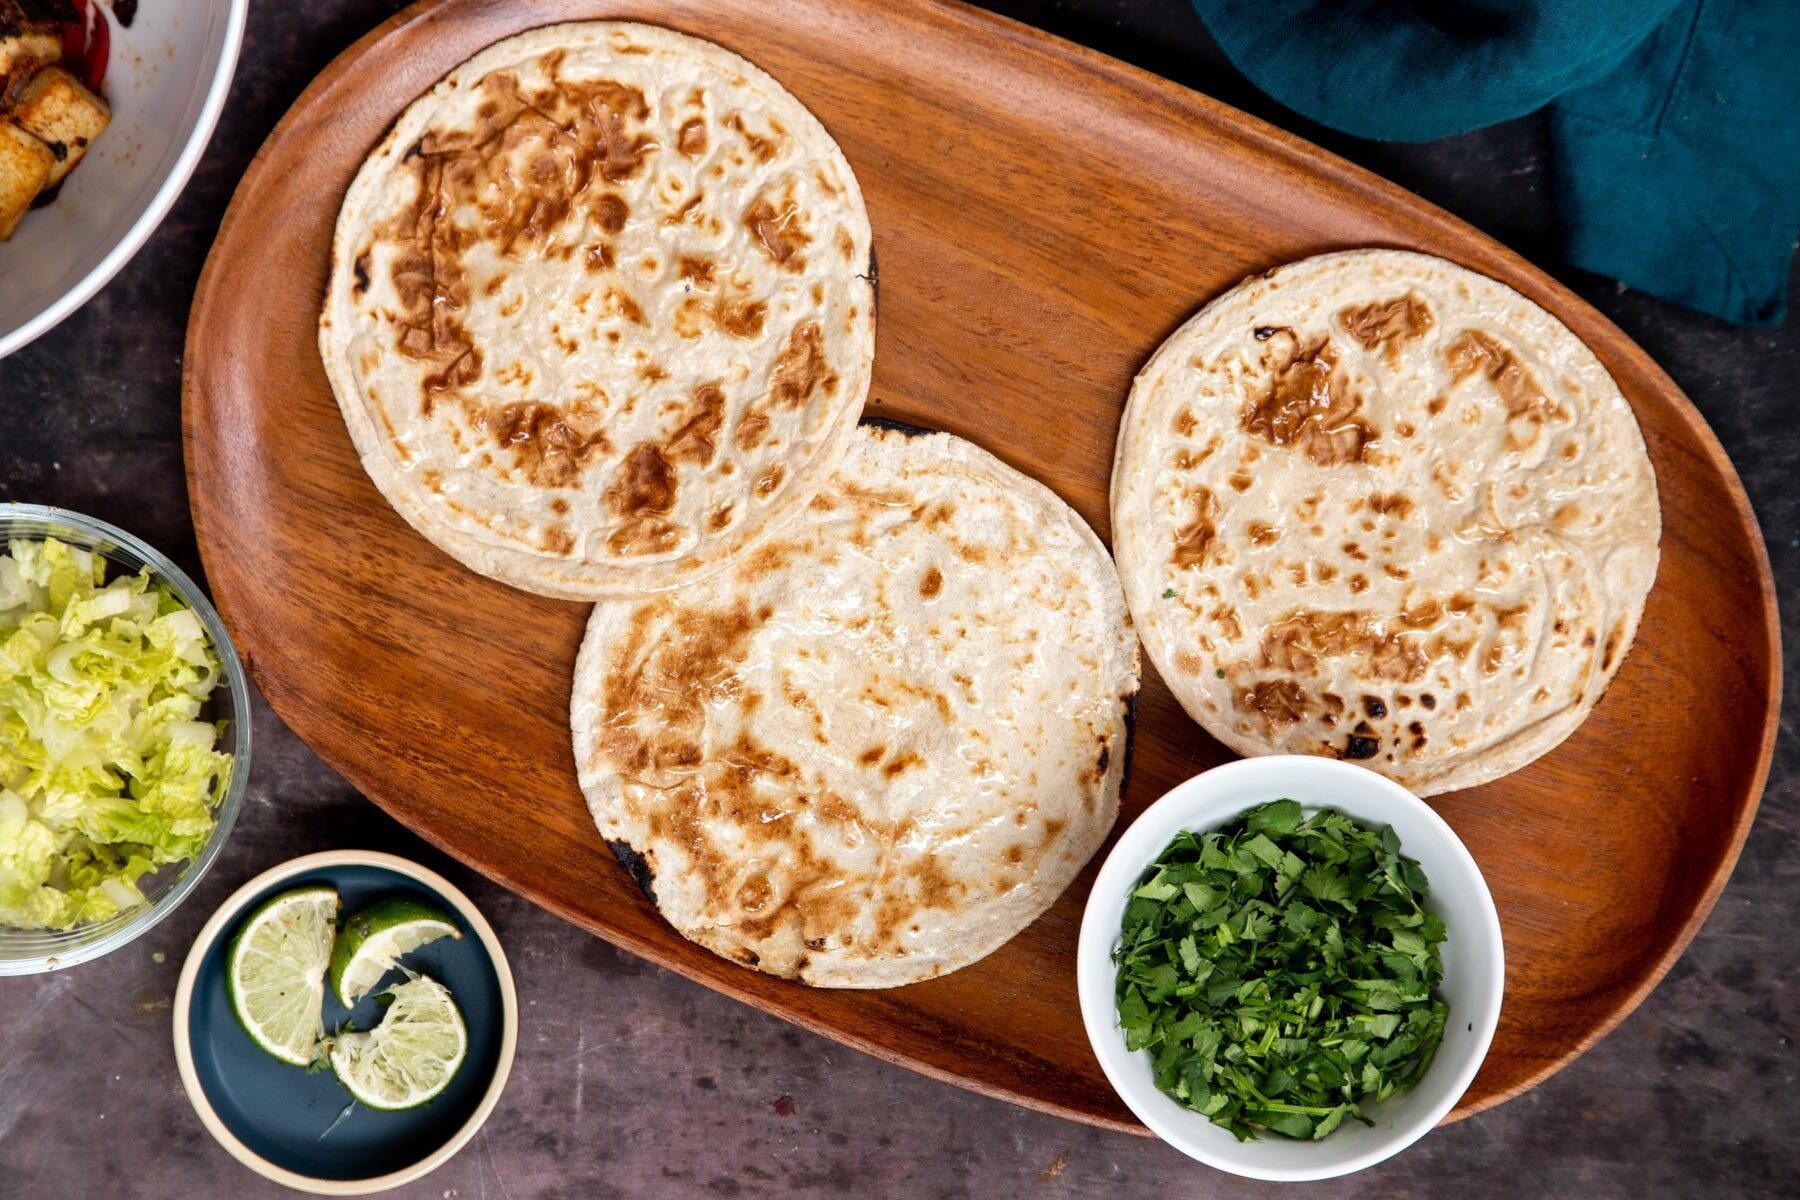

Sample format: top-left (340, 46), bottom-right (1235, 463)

top-left (0, 537), bottom-right (234, 930)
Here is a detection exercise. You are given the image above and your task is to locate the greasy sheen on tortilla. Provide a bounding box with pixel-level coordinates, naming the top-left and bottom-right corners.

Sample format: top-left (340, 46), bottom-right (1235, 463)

top-left (320, 22), bottom-right (874, 598)
top-left (572, 426), bottom-right (1140, 987)
top-left (1112, 250), bottom-right (1660, 795)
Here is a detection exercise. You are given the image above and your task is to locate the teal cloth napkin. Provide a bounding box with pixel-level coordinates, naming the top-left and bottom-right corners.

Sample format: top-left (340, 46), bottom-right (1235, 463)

top-left (1190, 0), bottom-right (1800, 325)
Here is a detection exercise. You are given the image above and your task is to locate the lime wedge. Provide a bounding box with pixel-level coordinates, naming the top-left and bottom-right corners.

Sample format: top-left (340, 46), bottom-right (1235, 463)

top-left (329, 972), bottom-right (468, 1110)
top-left (226, 885), bottom-right (340, 1066)
top-left (329, 896), bottom-right (463, 1007)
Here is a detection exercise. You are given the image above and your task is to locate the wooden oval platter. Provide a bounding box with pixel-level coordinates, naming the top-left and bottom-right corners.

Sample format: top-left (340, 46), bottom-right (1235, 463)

top-left (182, 0), bottom-right (1779, 1132)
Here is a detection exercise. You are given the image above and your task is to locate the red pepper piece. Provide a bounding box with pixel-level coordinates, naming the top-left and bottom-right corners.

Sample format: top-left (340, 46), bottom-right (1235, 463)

top-left (81, 6), bottom-right (107, 92)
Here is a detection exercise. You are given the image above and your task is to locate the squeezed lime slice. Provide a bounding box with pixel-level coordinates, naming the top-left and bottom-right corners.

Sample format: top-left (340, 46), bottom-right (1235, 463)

top-left (328, 896), bottom-right (462, 1007)
top-left (329, 972), bottom-right (468, 1110)
top-left (226, 885), bottom-right (340, 1066)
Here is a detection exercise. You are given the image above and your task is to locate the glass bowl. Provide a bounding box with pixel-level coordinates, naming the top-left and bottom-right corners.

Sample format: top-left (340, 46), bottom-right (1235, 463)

top-left (0, 504), bottom-right (252, 975)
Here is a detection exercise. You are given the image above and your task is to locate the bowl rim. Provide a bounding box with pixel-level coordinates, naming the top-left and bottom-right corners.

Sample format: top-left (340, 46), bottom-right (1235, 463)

top-left (1075, 755), bottom-right (1505, 1181)
top-left (0, 0), bottom-right (250, 360)
top-left (0, 502), bottom-right (252, 974)
top-left (170, 849), bottom-right (520, 1195)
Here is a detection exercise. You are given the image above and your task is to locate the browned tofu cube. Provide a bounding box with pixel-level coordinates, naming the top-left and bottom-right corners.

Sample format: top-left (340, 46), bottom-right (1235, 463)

top-left (7, 65), bottom-right (107, 187)
top-left (0, 26), bottom-right (62, 80)
top-left (0, 118), bottom-right (52, 238)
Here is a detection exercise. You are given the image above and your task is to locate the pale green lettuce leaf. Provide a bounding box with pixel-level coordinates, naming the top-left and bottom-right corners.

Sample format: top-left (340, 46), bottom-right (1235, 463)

top-left (0, 538), bottom-right (233, 930)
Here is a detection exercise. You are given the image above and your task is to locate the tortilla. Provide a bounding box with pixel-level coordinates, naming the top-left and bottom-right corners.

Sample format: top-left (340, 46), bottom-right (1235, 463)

top-left (572, 425), bottom-right (1140, 987)
top-left (321, 21), bottom-right (874, 598)
top-left (1111, 250), bottom-right (1660, 795)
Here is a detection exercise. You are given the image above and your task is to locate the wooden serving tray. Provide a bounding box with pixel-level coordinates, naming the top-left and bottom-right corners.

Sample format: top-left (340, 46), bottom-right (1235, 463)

top-left (182, 0), bottom-right (1780, 1131)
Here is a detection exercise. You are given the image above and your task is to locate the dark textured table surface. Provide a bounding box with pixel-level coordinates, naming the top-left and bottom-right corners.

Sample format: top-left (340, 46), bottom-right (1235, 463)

top-left (1, 1), bottom-right (1794, 1197)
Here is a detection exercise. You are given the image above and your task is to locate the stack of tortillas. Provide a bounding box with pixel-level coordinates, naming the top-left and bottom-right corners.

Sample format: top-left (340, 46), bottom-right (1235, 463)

top-left (1111, 250), bottom-right (1660, 796)
top-left (320, 22), bottom-right (1139, 987)
top-left (321, 20), bottom-right (1660, 983)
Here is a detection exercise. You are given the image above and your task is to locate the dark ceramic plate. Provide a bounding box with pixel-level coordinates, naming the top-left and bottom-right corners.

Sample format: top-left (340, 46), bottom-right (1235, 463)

top-left (173, 852), bottom-right (516, 1195)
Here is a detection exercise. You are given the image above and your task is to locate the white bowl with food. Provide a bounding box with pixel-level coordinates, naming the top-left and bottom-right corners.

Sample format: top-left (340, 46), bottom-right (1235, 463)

top-left (1077, 756), bottom-right (1504, 1181)
top-left (0, 0), bottom-right (246, 358)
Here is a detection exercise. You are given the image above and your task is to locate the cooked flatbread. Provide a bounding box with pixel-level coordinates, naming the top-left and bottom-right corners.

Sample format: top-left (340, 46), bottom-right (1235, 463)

top-left (1112, 250), bottom-right (1660, 795)
top-left (321, 22), bottom-right (874, 598)
top-left (572, 425), bottom-right (1139, 987)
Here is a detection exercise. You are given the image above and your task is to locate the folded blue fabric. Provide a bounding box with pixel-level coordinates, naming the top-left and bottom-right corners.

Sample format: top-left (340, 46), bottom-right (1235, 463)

top-left (1191, 0), bottom-right (1800, 325)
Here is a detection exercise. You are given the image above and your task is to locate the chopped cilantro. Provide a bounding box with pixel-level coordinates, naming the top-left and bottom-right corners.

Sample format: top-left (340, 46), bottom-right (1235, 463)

top-left (1113, 800), bottom-right (1449, 1141)
top-left (1162, 588), bottom-right (1178, 599)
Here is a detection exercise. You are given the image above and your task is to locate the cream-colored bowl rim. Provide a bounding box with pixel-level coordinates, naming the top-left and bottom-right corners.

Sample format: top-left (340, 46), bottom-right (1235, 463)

top-left (171, 850), bottom-right (519, 1195)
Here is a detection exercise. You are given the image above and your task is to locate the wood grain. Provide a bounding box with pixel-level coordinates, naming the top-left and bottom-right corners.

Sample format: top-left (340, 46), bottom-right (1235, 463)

top-left (181, 0), bottom-right (1780, 1132)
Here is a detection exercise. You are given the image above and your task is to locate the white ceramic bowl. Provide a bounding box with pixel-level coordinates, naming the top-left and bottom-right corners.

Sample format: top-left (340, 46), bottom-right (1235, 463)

top-left (1077, 756), bottom-right (1504, 1181)
top-left (0, 0), bottom-right (247, 358)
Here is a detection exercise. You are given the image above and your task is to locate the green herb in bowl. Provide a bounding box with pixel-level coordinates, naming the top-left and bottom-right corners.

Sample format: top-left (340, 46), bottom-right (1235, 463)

top-left (1115, 799), bottom-right (1448, 1142)
top-left (0, 536), bottom-right (235, 930)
